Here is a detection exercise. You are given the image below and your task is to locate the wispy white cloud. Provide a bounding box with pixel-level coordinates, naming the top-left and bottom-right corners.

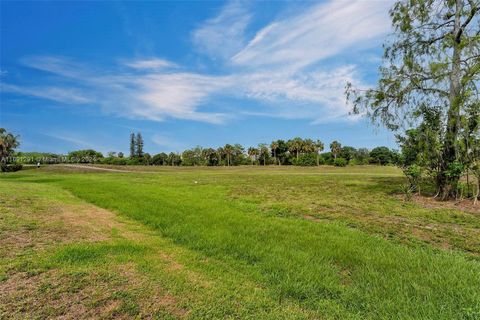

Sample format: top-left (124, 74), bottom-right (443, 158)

top-left (7, 56), bottom-right (230, 124)
top-left (123, 58), bottom-right (177, 70)
top-left (192, 0), bottom-right (252, 60)
top-left (1, 83), bottom-right (91, 104)
top-left (20, 55), bottom-right (90, 79)
top-left (232, 0), bottom-right (392, 69)
top-left (236, 65), bottom-right (363, 122)
top-left (41, 132), bottom-right (100, 150)
top-left (4, 0), bottom-right (393, 125)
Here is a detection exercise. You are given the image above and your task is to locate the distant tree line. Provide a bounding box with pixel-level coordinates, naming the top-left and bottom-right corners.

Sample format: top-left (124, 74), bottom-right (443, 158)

top-left (5, 131), bottom-right (399, 168)
top-left (52, 135), bottom-right (398, 167)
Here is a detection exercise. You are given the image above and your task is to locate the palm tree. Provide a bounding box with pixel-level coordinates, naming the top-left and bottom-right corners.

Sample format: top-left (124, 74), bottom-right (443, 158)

top-left (202, 148), bottom-right (218, 166)
top-left (314, 140), bottom-right (324, 166)
top-left (330, 140), bottom-right (342, 160)
top-left (270, 141), bottom-right (279, 165)
top-left (167, 152), bottom-right (176, 166)
top-left (217, 147), bottom-right (224, 166)
top-left (288, 137), bottom-right (303, 160)
top-left (224, 144), bottom-right (233, 166)
top-left (233, 144), bottom-right (245, 165)
top-left (247, 147), bottom-right (258, 165)
top-left (258, 144), bottom-right (269, 166)
top-left (302, 139), bottom-right (316, 154)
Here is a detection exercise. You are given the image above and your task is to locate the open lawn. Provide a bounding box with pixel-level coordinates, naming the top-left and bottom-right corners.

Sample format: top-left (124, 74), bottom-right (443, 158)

top-left (1, 165), bottom-right (479, 319)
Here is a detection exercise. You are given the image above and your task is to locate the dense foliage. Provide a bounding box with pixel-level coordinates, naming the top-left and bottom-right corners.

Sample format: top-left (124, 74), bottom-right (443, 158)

top-left (347, 0), bottom-right (479, 200)
top-left (117, 136), bottom-right (399, 167)
top-left (0, 128), bottom-right (22, 172)
top-left (3, 128), bottom-right (399, 168)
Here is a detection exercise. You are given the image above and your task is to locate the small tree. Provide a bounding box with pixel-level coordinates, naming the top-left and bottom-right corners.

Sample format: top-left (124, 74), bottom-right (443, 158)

top-left (202, 148), bottom-right (219, 166)
top-left (288, 137), bottom-right (303, 160)
top-left (355, 148), bottom-right (370, 164)
top-left (314, 140), bottom-right (324, 166)
top-left (0, 128), bottom-right (21, 172)
top-left (258, 144), bottom-right (270, 166)
top-left (152, 152), bottom-right (168, 165)
top-left (340, 146), bottom-right (357, 162)
top-left (224, 144), bottom-right (233, 166)
top-left (0, 128), bottom-right (19, 160)
top-left (248, 147), bottom-right (258, 165)
top-left (270, 141), bottom-right (279, 165)
top-left (404, 164), bottom-right (423, 196)
top-left (370, 147), bottom-right (392, 165)
top-left (330, 141), bottom-right (341, 160)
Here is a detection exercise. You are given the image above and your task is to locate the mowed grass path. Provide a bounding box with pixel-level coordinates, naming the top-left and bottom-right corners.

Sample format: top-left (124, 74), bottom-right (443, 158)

top-left (1, 166), bottom-right (479, 319)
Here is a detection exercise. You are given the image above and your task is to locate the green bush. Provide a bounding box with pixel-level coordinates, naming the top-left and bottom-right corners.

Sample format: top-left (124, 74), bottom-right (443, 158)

top-left (403, 164), bottom-right (422, 196)
top-left (1, 163), bottom-right (23, 172)
top-left (102, 157), bottom-right (127, 165)
top-left (333, 158), bottom-right (347, 167)
top-left (126, 158), bottom-right (141, 165)
top-left (293, 153), bottom-right (317, 166)
top-left (348, 159), bottom-right (358, 166)
top-left (321, 152), bottom-right (334, 165)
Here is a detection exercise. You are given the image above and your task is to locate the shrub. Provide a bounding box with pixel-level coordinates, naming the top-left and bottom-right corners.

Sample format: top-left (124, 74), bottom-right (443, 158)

top-left (348, 159), bottom-right (358, 166)
top-left (126, 158), bottom-right (141, 165)
top-left (1, 163), bottom-right (23, 172)
top-left (333, 158), bottom-right (347, 167)
top-left (403, 164), bottom-right (422, 195)
top-left (321, 152), bottom-right (334, 165)
top-left (293, 153), bottom-right (317, 166)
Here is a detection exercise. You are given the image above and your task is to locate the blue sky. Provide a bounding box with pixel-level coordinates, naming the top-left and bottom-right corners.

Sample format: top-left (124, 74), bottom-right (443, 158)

top-left (0, 0), bottom-right (396, 154)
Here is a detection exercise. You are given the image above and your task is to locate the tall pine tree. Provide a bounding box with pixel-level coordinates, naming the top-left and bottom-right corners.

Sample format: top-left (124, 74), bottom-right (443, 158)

top-left (135, 132), bottom-right (144, 158)
top-left (129, 133), bottom-right (136, 158)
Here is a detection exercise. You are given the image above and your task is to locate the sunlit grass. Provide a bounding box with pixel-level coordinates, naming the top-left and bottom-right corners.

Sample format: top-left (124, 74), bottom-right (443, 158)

top-left (1, 166), bottom-right (479, 319)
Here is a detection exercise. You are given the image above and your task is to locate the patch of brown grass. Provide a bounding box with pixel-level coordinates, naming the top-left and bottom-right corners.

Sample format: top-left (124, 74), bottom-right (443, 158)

top-left (408, 194), bottom-right (480, 216)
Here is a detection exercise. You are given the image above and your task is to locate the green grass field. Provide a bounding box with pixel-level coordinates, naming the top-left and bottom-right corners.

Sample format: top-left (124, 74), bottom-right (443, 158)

top-left (1, 165), bottom-right (479, 319)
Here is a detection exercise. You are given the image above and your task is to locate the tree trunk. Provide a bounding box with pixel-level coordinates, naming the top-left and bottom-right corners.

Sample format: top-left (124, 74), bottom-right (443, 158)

top-left (467, 171), bottom-right (470, 198)
top-left (440, 0), bottom-right (463, 200)
top-left (475, 178), bottom-right (479, 205)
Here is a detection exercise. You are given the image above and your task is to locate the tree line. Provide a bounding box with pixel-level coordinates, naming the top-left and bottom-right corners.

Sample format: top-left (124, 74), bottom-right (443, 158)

top-left (11, 133), bottom-right (397, 167)
top-left (1, 128), bottom-right (399, 168)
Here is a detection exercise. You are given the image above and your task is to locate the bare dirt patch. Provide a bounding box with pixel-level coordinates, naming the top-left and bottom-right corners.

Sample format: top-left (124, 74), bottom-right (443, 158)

top-left (407, 194), bottom-right (480, 216)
